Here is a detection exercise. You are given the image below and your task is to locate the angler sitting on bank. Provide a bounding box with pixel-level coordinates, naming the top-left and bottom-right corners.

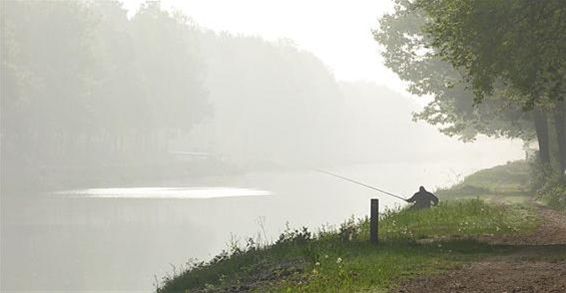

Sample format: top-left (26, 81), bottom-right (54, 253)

top-left (406, 186), bottom-right (439, 210)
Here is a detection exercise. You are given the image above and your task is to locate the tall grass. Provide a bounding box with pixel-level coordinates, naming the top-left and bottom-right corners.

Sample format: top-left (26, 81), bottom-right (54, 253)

top-left (157, 199), bottom-right (537, 292)
top-left (376, 199), bottom-right (537, 240)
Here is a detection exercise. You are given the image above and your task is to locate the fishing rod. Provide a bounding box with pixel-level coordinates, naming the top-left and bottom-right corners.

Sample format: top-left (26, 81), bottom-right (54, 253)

top-left (315, 169), bottom-right (408, 202)
top-left (252, 157), bottom-right (408, 201)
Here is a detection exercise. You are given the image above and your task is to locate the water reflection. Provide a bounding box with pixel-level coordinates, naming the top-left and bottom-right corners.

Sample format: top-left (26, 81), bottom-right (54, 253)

top-left (52, 187), bottom-right (272, 199)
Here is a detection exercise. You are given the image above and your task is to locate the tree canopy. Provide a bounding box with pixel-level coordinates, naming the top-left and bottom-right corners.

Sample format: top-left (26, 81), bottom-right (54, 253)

top-left (376, 0), bottom-right (566, 175)
top-left (417, 0), bottom-right (566, 108)
top-left (374, 0), bottom-right (533, 142)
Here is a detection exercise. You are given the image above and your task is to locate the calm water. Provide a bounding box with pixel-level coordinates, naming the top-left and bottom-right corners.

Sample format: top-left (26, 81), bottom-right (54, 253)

top-left (1, 160), bottom-right (517, 292)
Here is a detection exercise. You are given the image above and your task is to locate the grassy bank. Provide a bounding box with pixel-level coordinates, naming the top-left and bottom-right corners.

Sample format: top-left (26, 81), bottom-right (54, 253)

top-left (157, 161), bottom-right (540, 292)
top-left (434, 160), bottom-right (565, 210)
top-left (436, 161), bottom-right (531, 202)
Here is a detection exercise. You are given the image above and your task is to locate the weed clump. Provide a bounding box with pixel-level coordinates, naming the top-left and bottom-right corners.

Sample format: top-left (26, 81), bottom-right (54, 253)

top-left (529, 156), bottom-right (566, 211)
top-left (537, 175), bottom-right (566, 210)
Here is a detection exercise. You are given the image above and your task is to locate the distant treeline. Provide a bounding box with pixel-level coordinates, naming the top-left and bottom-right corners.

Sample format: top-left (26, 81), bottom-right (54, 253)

top-left (2, 1), bottom-right (435, 190)
top-left (2, 2), bottom-right (209, 189)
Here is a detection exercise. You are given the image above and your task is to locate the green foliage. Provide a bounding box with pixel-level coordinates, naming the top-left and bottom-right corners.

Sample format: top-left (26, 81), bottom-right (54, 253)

top-left (374, 0), bottom-right (534, 142)
top-left (461, 162), bottom-right (530, 190)
top-left (338, 217), bottom-right (362, 242)
top-left (275, 226), bottom-right (313, 246)
top-left (531, 161), bottom-right (566, 210)
top-left (526, 154), bottom-right (566, 210)
top-left (539, 178), bottom-right (566, 211)
top-left (157, 199), bottom-right (537, 292)
top-left (416, 0), bottom-right (566, 108)
top-left (379, 200), bottom-right (536, 240)
top-left (437, 159), bottom-right (565, 209)
top-left (376, 0), bottom-right (566, 179)
top-left (156, 226), bottom-right (315, 292)
top-left (438, 161), bottom-right (531, 199)
top-left (529, 156), bottom-right (556, 192)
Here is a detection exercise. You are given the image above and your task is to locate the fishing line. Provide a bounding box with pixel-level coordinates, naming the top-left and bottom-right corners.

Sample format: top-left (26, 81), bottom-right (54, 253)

top-left (315, 169), bottom-right (408, 201)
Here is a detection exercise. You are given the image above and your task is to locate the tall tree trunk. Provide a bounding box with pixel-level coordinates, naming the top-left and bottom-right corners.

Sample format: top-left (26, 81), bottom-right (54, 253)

top-left (534, 107), bottom-right (551, 165)
top-left (553, 100), bottom-right (566, 176)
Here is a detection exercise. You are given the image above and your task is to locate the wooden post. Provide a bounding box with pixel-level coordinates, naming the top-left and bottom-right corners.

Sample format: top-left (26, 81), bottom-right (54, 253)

top-left (370, 198), bottom-right (379, 245)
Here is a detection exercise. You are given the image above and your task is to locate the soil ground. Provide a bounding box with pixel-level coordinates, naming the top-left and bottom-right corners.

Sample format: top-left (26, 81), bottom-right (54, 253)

top-left (395, 205), bottom-right (566, 293)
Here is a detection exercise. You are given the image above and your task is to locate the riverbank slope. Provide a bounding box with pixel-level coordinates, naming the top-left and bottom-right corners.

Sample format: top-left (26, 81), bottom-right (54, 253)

top-left (156, 160), bottom-right (566, 292)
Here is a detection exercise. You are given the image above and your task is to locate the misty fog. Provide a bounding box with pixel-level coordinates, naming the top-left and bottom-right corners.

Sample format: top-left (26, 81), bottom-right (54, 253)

top-left (1, 1), bottom-right (524, 292)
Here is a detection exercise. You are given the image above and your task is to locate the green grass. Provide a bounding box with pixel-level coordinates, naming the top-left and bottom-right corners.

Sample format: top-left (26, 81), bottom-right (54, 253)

top-left (280, 200), bottom-right (537, 293)
top-left (157, 199), bottom-right (538, 293)
top-left (436, 161), bottom-right (531, 203)
top-left (156, 160), bottom-right (550, 292)
top-left (283, 240), bottom-right (504, 292)
top-left (456, 161), bottom-right (530, 191)
top-left (377, 200), bottom-right (536, 240)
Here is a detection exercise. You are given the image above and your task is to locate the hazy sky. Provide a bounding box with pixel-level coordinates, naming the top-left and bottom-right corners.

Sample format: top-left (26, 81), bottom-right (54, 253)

top-left (120, 0), bottom-right (524, 160)
top-left (121, 0), bottom-right (406, 93)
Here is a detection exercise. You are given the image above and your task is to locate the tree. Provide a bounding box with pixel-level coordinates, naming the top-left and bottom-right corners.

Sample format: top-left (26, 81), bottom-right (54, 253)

top-left (415, 0), bottom-right (566, 174)
top-left (374, 0), bottom-right (533, 143)
top-left (2, 1), bottom-right (94, 168)
top-left (1, 1), bottom-right (211, 190)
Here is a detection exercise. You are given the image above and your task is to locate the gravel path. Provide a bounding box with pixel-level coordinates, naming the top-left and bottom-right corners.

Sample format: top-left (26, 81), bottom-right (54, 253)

top-left (395, 205), bottom-right (566, 293)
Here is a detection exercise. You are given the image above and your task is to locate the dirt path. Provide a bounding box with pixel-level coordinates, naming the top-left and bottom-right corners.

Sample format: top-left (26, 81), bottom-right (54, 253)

top-left (395, 205), bottom-right (566, 293)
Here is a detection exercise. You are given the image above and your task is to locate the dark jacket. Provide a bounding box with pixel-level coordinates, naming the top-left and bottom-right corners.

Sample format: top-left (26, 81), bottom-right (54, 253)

top-left (407, 190), bottom-right (439, 209)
